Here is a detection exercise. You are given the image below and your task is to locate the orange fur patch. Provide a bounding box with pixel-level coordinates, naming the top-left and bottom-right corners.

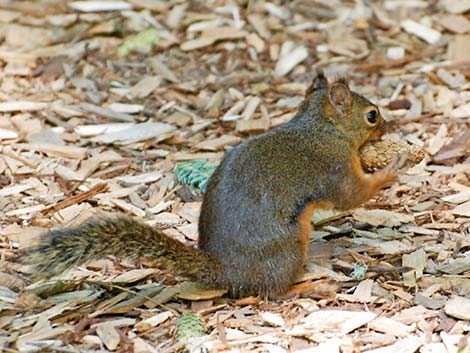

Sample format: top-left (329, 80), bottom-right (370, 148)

top-left (297, 200), bottom-right (333, 257)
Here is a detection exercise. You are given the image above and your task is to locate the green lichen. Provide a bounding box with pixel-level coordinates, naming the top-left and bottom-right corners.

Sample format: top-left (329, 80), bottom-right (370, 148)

top-left (175, 312), bottom-right (205, 344)
top-left (174, 160), bottom-right (218, 193)
top-left (351, 262), bottom-right (368, 281)
top-left (118, 28), bottom-right (160, 57)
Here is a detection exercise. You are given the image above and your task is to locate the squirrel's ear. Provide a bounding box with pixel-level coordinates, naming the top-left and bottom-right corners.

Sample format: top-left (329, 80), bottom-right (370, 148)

top-left (328, 82), bottom-right (350, 115)
top-left (306, 72), bottom-right (328, 95)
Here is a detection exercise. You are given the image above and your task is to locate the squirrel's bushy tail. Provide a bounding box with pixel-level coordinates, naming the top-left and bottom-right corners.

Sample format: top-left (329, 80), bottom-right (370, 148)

top-left (23, 217), bottom-right (219, 283)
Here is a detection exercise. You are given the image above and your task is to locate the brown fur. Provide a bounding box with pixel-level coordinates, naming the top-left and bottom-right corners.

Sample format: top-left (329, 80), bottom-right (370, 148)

top-left (22, 72), bottom-right (400, 298)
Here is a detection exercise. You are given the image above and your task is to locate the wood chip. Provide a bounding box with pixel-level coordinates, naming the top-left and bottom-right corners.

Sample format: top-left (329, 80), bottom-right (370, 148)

top-left (402, 249), bottom-right (426, 287)
top-left (12, 143), bottom-right (87, 159)
top-left (181, 27), bottom-right (247, 51)
top-left (135, 311), bottom-right (173, 332)
top-left (444, 1), bottom-right (470, 14)
top-left (91, 122), bottom-right (176, 145)
top-left (426, 124), bottom-right (447, 155)
top-left (112, 269), bottom-right (157, 283)
top-left (448, 34), bottom-right (470, 62)
top-left (303, 310), bottom-right (376, 334)
top-left (236, 117), bottom-right (270, 133)
top-left (0, 128), bottom-right (19, 139)
top-left (451, 200), bottom-right (470, 216)
top-left (96, 322), bottom-right (121, 351)
top-left (0, 101), bottom-right (49, 112)
top-left (4, 2), bottom-right (470, 351)
top-left (69, 1), bottom-right (132, 12)
top-left (275, 43), bottom-right (308, 76)
top-left (195, 135), bottom-right (241, 151)
top-left (444, 296), bottom-right (470, 320)
top-left (114, 172), bottom-right (162, 185)
top-left (260, 312), bottom-right (285, 327)
top-left (438, 15), bottom-right (470, 34)
top-left (363, 337), bottom-right (422, 353)
top-left (130, 76), bottom-right (161, 98)
top-left (401, 19), bottom-right (441, 44)
top-left (369, 317), bottom-right (411, 338)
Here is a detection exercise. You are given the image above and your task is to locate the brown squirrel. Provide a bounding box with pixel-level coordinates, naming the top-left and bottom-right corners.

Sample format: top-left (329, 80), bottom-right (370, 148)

top-left (23, 73), bottom-right (404, 298)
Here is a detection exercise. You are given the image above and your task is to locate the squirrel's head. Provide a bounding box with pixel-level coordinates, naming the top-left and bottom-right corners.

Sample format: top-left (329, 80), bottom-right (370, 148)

top-left (304, 72), bottom-right (386, 147)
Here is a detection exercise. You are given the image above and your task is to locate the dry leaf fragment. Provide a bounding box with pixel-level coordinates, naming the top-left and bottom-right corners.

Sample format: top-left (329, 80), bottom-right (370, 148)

top-left (177, 282), bottom-right (227, 300)
top-left (166, 3), bottom-right (187, 29)
top-left (353, 208), bottom-right (414, 227)
top-left (112, 269), bottom-right (157, 283)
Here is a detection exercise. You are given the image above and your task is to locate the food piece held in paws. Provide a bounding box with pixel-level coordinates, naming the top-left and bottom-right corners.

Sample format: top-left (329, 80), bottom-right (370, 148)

top-left (360, 137), bottom-right (425, 172)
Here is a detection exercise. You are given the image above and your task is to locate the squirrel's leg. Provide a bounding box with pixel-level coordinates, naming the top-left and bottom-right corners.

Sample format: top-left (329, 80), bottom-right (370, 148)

top-left (297, 201), bottom-right (334, 257)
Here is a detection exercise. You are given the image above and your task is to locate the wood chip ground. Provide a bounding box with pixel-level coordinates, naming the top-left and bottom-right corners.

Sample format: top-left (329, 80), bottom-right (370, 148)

top-left (1, 1), bottom-right (470, 352)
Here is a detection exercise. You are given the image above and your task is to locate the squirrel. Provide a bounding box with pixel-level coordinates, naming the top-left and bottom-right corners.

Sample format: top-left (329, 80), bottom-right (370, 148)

top-left (21, 72), bottom-right (405, 298)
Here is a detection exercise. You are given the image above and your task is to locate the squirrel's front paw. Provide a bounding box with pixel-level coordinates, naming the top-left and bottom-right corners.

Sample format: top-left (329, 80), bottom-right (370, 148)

top-left (385, 152), bottom-right (409, 173)
top-left (379, 152), bottom-right (409, 185)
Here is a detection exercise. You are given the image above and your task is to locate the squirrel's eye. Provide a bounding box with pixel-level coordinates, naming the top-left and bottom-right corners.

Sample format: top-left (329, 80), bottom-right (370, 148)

top-left (365, 109), bottom-right (378, 125)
